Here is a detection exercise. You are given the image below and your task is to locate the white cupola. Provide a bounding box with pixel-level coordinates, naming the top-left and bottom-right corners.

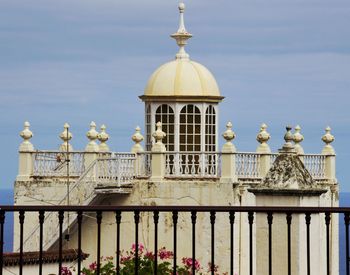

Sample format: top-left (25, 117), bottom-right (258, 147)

top-left (140, 2), bottom-right (224, 152)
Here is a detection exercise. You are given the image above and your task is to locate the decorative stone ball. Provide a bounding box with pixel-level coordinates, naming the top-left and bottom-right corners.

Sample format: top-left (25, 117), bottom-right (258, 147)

top-left (20, 121), bottom-right (33, 142)
top-left (256, 123), bottom-right (270, 144)
top-left (132, 126), bottom-right (144, 144)
top-left (222, 122), bottom-right (235, 143)
top-left (322, 126), bottom-right (335, 145)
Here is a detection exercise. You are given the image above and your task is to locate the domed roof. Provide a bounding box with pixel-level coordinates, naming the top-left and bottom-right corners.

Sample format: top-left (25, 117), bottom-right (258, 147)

top-left (141, 2), bottom-right (223, 101)
top-left (144, 59), bottom-right (220, 97)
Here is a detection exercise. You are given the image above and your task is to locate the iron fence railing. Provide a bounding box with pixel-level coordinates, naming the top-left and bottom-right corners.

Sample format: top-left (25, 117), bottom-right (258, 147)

top-left (0, 205), bottom-right (347, 275)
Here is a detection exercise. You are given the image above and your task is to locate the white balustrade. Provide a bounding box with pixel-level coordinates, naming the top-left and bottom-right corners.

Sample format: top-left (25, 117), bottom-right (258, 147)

top-left (165, 152), bottom-right (220, 177)
top-left (96, 153), bottom-right (136, 186)
top-left (235, 152), bottom-right (261, 178)
top-left (302, 154), bottom-right (326, 179)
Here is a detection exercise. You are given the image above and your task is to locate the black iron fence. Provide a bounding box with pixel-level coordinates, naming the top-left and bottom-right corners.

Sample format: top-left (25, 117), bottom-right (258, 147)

top-left (0, 205), bottom-right (349, 275)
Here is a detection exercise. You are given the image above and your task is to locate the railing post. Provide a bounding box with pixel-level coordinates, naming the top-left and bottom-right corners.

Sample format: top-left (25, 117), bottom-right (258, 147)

top-left (151, 122), bottom-right (166, 181)
top-left (17, 122), bottom-right (34, 181)
top-left (84, 121), bottom-right (100, 179)
top-left (322, 127), bottom-right (336, 181)
top-left (220, 122), bottom-right (237, 183)
top-left (256, 123), bottom-right (271, 177)
top-left (131, 126), bottom-right (145, 177)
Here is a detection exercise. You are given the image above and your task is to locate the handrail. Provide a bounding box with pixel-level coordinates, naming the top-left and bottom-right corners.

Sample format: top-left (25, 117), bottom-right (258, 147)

top-left (2, 205), bottom-right (348, 213)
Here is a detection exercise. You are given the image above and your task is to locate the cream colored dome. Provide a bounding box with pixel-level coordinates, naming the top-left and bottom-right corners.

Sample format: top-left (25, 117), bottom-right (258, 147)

top-left (144, 59), bottom-right (220, 97)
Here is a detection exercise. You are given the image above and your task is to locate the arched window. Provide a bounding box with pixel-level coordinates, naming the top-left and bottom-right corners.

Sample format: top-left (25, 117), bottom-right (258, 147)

top-left (180, 105), bottom-right (201, 152)
top-left (145, 104), bottom-right (152, 151)
top-left (205, 105), bottom-right (216, 152)
top-left (155, 104), bottom-right (175, 151)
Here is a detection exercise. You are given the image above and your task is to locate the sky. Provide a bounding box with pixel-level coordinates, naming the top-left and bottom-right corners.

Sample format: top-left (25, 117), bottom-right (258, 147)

top-left (0, 0), bottom-right (349, 191)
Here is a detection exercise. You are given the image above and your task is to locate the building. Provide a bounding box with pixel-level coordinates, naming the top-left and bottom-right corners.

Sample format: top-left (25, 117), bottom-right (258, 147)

top-left (8, 2), bottom-right (339, 275)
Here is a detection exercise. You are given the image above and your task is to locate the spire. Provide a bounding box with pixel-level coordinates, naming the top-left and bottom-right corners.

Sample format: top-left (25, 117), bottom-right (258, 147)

top-left (171, 2), bottom-right (192, 60)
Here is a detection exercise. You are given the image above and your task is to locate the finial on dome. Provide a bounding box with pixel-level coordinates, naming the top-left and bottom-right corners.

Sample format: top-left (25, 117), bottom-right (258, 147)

top-left (171, 2), bottom-right (192, 60)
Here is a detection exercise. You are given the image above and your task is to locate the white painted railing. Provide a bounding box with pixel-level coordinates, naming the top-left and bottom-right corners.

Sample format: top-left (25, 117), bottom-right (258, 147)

top-left (135, 152), bottom-right (152, 177)
top-left (31, 151), bottom-right (328, 182)
top-left (33, 151), bottom-right (85, 177)
top-left (165, 152), bottom-right (220, 177)
top-left (302, 154), bottom-right (326, 179)
top-left (96, 153), bottom-right (136, 187)
top-left (235, 152), bottom-right (261, 178)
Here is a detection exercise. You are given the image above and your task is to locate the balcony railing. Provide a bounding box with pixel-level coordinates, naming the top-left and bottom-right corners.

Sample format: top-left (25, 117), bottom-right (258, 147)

top-left (33, 151), bottom-right (86, 177)
top-left (29, 150), bottom-right (330, 183)
top-left (165, 152), bottom-right (221, 178)
top-left (0, 205), bottom-right (346, 275)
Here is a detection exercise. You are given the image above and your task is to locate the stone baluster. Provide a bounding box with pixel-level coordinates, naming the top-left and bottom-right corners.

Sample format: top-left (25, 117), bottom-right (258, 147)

top-left (220, 122), bottom-right (237, 183)
top-left (131, 126), bottom-right (145, 176)
top-left (256, 123), bottom-right (271, 177)
top-left (85, 122), bottom-right (99, 178)
top-left (321, 126), bottom-right (336, 180)
top-left (17, 121), bottom-right (34, 181)
top-left (293, 125), bottom-right (304, 161)
top-left (59, 123), bottom-right (73, 152)
top-left (98, 124), bottom-right (110, 153)
top-left (151, 122), bottom-right (166, 181)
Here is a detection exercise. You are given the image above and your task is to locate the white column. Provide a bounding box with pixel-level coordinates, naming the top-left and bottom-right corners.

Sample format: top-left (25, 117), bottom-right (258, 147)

top-left (321, 126), bottom-right (336, 180)
top-left (220, 122), bottom-right (237, 183)
top-left (151, 122), bottom-right (166, 181)
top-left (131, 126), bottom-right (145, 176)
top-left (256, 123), bottom-right (271, 177)
top-left (17, 121), bottom-right (34, 181)
top-left (85, 121), bottom-right (99, 179)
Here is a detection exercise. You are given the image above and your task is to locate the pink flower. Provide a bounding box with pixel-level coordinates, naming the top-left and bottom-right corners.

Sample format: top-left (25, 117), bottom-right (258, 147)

top-left (158, 247), bottom-right (174, 260)
top-left (120, 255), bottom-right (132, 264)
top-left (61, 267), bottom-right (72, 275)
top-left (131, 243), bottom-right (144, 254)
top-left (145, 250), bottom-right (155, 260)
top-left (89, 261), bottom-right (97, 271)
top-left (182, 257), bottom-right (201, 271)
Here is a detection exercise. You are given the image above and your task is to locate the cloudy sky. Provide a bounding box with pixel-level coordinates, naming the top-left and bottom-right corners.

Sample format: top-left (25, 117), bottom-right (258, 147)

top-left (0, 0), bottom-right (349, 190)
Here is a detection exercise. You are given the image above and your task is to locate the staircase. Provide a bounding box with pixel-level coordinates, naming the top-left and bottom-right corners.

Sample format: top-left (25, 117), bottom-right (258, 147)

top-left (20, 154), bottom-right (136, 251)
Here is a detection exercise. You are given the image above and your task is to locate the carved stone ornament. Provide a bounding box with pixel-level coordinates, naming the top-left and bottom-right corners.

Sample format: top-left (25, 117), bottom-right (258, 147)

top-left (20, 121), bottom-right (33, 143)
top-left (322, 126), bottom-right (335, 145)
top-left (60, 123), bottom-right (72, 143)
top-left (152, 122), bottom-right (166, 144)
top-left (281, 126), bottom-right (295, 151)
top-left (19, 121), bottom-right (34, 151)
top-left (293, 125), bottom-right (304, 145)
top-left (262, 153), bottom-right (315, 189)
top-left (98, 124), bottom-right (110, 152)
top-left (86, 121), bottom-right (98, 143)
top-left (222, 122), bottom-right (235, 144)
top-left (59, 123), bottom-right (73, 151)
top-left (98, 124), bottom-right (109, 143)
top-left (132, 126), bottom-right (144, 145)
top-left (256, 123), bottom-right (270, 144)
